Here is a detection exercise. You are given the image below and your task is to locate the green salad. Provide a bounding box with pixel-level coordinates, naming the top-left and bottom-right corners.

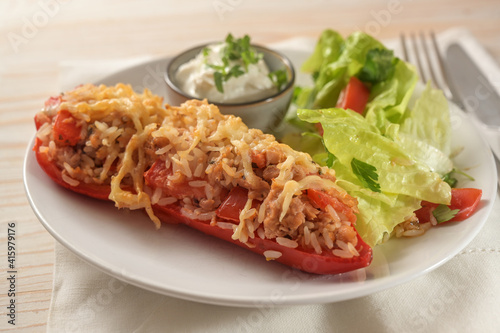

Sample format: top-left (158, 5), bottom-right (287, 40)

top-left (282, 29), bottom-right (476, 247)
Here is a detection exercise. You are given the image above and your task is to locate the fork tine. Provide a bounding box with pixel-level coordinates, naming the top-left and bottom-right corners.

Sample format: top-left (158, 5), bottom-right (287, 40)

top-left (400, 33), bottom-right (425, 81)
top-left (400, 30), bottom-right (476, 116)
top-left (410, 32), bottom-right (428, 83)
top-left (400, 31), bottom-right (465, 110)
top-left (420, 31), bottom-right (440, 89)
top-left (428, 31), bottom-right (454, 101)
top-left (400, 33), bottom-right (409, 62)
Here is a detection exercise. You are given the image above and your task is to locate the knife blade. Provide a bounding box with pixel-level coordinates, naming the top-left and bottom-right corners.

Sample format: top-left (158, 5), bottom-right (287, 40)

top-left (445, 42), bottom-right (500, 128)
top-left (445, 42), bottom-right (500, 180)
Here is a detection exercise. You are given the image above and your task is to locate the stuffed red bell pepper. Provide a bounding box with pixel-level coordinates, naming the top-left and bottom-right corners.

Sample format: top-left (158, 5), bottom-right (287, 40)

top-left (142, 99), bottom-right (372, 274)
top-left (33, 83), bottom-right (167, 223)
top-left (33, 84), bottom-right (372, 275)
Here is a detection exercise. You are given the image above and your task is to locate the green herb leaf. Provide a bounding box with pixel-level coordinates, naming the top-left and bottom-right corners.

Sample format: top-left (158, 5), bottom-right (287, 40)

top-left (358, 48), bottom-right (399, 84)
top-left (442, 170), bottom-right (458, 188)
top-left (292, 86), bottom-right (303, 104)
top-left (351, 158), bottom-right (381, 192)
top-left (433, 204), bottom-right (459, 224)
top-left (326, 151), bottom-right (336, 168)
top-left (227, 65), bottom-right (244, 79)
top-left (213, 71), bottom-right (224, 93)
top-left (442, 168), bottom-right (475, 188)
top-left (268, 69), bottom-right (288, 91)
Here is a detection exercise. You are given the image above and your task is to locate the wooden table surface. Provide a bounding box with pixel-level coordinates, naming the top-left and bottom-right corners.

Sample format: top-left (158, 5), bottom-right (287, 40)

top-left (1, 0), bottom-right (499, 331)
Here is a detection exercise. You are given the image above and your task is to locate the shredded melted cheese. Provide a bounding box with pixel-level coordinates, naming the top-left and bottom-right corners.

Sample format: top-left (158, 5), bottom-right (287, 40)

top-left (59, 84), bottom-right (167, 228)
top-left (150, 100), bottom-right (351, 241)
top-left (46, 85), bottom-right (354, 239)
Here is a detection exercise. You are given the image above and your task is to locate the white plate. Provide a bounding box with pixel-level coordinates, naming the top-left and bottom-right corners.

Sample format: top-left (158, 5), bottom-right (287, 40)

top-left (24, 49), bottom-right (497, 307)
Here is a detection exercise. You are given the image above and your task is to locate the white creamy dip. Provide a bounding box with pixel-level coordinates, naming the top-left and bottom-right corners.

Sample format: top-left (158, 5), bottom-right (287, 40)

top-left (175, 43), bottom-right (278, 104)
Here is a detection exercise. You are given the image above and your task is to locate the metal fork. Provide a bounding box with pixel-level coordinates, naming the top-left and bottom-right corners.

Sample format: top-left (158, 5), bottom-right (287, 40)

top-left (401, 31), bottom-right (500, 186)
top-left (400, 32), bottom-right (464, 109)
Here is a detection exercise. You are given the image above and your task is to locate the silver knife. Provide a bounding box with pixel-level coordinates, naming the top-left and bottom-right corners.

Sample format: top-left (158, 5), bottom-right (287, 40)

top-left (445, 43), bottom-right (500, 128)
top-left (445, 41), bottom-right (500, 175)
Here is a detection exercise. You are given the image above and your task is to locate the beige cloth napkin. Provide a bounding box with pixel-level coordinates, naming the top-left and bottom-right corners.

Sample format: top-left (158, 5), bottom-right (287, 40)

top-left (47, 28), bottom-right (500, 332)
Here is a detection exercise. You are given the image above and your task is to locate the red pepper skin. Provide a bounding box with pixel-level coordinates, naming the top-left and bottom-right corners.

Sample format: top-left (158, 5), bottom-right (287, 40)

top-left (153, 203), bottom-right (372, 275)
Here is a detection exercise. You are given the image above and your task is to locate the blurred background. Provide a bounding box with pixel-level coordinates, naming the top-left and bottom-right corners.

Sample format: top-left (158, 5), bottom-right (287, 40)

top-left (1, 0), bottom-right (499, 97)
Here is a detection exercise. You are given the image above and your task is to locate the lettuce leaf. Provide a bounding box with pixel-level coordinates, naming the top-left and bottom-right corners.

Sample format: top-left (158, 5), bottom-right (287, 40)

top-left (301, 29), bottom-right (344, 75)
top-left (298, 107), bottom-right (452, 247)
top-left (298, 107), bottom-right (451, 203)
top-left (312, 151), bottom-right (424, 247)
top-left (400, 83), bottom-right (452, 156)
top-left (337, 180), bottom-right (422, 246)
top-left (364, 60), bottom-right (419, 131)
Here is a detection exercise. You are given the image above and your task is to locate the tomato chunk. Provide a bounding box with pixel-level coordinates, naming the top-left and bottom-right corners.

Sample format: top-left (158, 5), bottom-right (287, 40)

top-left (53, 110), bottom-right (82, 146)
top-left (415, 188), bottom-right (482, 224)
top-left (144, 159), bottom-right (207, 200)
top-left (306, 188), bottom-right (357, 223)
top-left (336, 76), bottom-right (370, 115)
top-left (447, 188), bottom-right (482, 221)
top-left (216, 186), bottom-right (259, 222)
top-left (251, 152), bottom-right (267, 169)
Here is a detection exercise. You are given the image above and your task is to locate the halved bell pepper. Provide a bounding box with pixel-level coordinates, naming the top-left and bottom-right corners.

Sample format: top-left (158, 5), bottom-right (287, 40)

top-left (145, 161), bottom-right (372, 275)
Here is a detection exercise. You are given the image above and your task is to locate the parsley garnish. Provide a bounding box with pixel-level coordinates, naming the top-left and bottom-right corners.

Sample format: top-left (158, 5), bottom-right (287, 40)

top-left (268, 69), bottom-right (288, 91)
top-left (433, 204), bottom-right (459, 224)
top-left (205, 34), bottom-right (261, 93)
top-left (442, 168), bottom-right (475, 188)
top-left (442, 171), bottom-right (458, 188)
top-left (351, 158), bottom-right (381, 192)
top-left (213, 71), bottom-right (224, 94)
top-left (204, 33), bottom-right (287, 93)
top-left (302, 131), bottom-right (337, 167)
top-left (326, 151), bottom-right (336, 168)
top-left (209, 61), bottom-right (245, 93)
